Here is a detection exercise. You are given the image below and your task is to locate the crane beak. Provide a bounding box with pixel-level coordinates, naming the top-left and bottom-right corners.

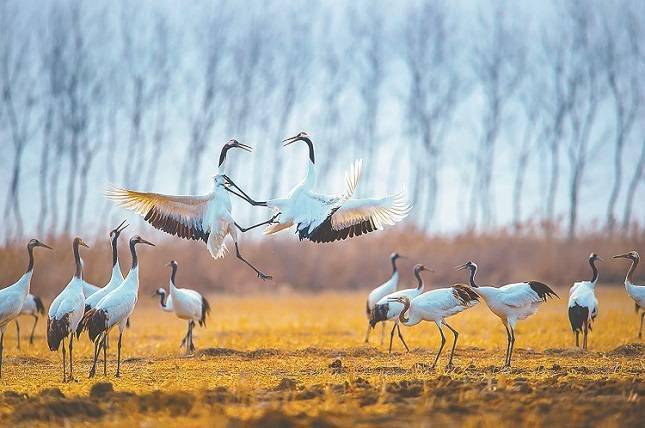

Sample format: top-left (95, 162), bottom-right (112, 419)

top-left (397, 255), bottom-right (407, 259)
top-left (140, 239), bottom-right (156, 247)
top-left (233, 142), bottom-right (253, 153)
top-left (39, 242), bottom-right (53, 250)
top-left (596, 256), bottom-right (604, 262)
top-left (113, 219), bottom-right (129, 234)
top-left (455, 264), bottom-right (467, 271)
top-left (282, 135), bottom-right (300, 146)
top-left (80, 240), bottom-right (90, 248)
top-left (613, 253), bottom-right (629, 259)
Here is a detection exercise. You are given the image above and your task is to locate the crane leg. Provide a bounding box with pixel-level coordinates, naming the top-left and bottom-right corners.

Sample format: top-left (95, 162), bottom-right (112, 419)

top-left (115, 331), bottom-right (123, 378)
top-left (222, 175), bottom-right (267, 206)
top-left (234, 242), bottom-right (272, 281)
top-left (0, 331), bottom-right (4, 378)
top-left (575, 331), bottom-right (579, 347)
top-left (380, 322), bottom-right (385, 346)
top-left (102, 334), bottom-right (108, 375)
top-left (61, 337), bottom-right (67, 383)
top-left (432, 324), bottom-right (446, 369)
top-left (583, 321), bottom-right (589, 350)
top-left (507, 326), bottom-right (516, 367)
top-left (29, 315), bottom-right (38, 345)
top-left (68, 334), bottom-right (75, 381)
top-left (388, 323), bottom-right (397, 354)
top-left (442, 321), bottom-right (459, 367)
top-left (396, 324), bottom-right (410, 352)
top-left (89, 335), bottom-right (101, 378)
top-left (503, 324), bottom-right (512, 367)
top-left (14, 320), bottom-right (20, 350)
top-left (639, 311), bottom-right (644, 339)
top-left (364, 322), bottom-right (371, 343)
top-left (189, 321), bottom-right (195, 353)
top-left (234, 214), bottom-right (279, 233)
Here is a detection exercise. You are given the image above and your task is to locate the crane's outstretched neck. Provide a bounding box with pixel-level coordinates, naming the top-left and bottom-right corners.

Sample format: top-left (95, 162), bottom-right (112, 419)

top-left (414, 269), bottom-right (425, 291)
top-left (398, 298), bottom-right (411, 324)
top-left (169, 263), bottom-right (178, 292)
top-left (26, 242), bottom-right (35, 273)
top-left (130, 240), bottom-right (139, 270)
top-left (73, 241), bottom-right (83, 279)
top-left (391, 257), bottom-right (398, 276)
top-left (589, 257), bottom-right (599, 284)
top-left (111, 234), bottom-right (119, 268)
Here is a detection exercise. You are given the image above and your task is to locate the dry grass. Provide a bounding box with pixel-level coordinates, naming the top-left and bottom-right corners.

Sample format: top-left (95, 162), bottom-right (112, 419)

top-left (0, 286), bottom-right (642, 427)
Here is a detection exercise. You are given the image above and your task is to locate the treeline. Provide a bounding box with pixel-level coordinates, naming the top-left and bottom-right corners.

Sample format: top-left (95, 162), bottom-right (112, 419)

top-left (0, 0), bottom-right (644, 243)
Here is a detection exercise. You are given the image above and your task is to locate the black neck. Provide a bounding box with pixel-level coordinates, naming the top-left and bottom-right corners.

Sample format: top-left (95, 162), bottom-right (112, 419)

top-left (170, 264), bottom-right (177, 285)
top-left (130, 241), bottom-right (139, 269)
top-left (627, 258), bottom-right (638, 283)
top-left (589, 258), bottom-right (598, 283)
top-left (73, 242), bottom-right (82, 278)
top-left (468, 267), bottom-right (478, 288)
top-left (111, 236), bottom-right (119, 267)
top-left (26, 244), bottom-right (35, 273)
top-left (158, 290), bottom-right (168, 308)
top-left (303, 137), bottom-right (315, 164)
top-left (414, 269), bottom-right (424, 290)
top-left (218, 146), bottom-right (231, 167)
top-left (390, 257), bottom-right (398, 275)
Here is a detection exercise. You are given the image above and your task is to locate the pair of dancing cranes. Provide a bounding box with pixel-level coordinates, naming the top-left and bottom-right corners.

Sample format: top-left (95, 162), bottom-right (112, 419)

top-left (0, 131), bottom-right (411, 379)
top-left (366, 251), bottom-right (645, 368)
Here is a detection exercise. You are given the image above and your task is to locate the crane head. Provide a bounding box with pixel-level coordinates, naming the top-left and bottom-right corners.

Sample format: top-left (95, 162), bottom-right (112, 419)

top-left (413, 264), bottom-right (433, 273)
top-left (589, 253), bottom-right (602, 262)
top-left (73, 237), bottom-right (90, 249)
top-left (166, 260), bottom-right (178, 268)
top-left (28, 239), bottom-right (52, 250)
top-left (282, 131), bottom-right (310, 146)
top-left (613, 251), bottom-right (639, 261)
top-left (456, 261), bottom-right (477, 272)
top-left (109, 219), bottom-right (129, 240)
top-left (131, 235), bottom-right (155, 247)
top-left (391, 252), bottom-right (406, 260)
top-left (152, 288), bottom-right (165, 297)
top-left (219, 139), bottom-right (253, 167)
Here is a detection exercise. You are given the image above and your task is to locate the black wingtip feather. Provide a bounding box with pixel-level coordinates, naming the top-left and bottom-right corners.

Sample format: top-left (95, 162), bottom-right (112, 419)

top-left (528, 281), bottom-right (559, 301)
top-left (33, 295), bottom-right (45, 315)
top-left (369, 303), bottom-right (389, 327)
top-left (199, 296), bottom-right (211, 327)
top-left (83, 309), bottom-right (109, 343)
top-left (47, 315), bottom-right (69, 351)
top-left (568, 303), bottom-right (588, 332)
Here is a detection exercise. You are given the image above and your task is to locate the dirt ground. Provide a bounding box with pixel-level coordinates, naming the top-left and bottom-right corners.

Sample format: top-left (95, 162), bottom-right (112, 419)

top-left (0, 287), bottom-right (642, 427)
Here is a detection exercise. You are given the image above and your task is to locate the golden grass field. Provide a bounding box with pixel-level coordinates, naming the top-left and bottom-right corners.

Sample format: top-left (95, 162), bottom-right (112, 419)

top-left (0, 286), bottom-right (643, 427)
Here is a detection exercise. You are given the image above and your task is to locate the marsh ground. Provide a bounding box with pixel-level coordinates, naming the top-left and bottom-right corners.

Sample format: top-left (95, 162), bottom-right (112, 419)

top-left (0, 287), bottom-right (642, 427)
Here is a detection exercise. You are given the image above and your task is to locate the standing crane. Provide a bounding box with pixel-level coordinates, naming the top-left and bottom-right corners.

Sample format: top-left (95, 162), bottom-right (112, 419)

top-left (613, 251), bottom-right (645, 338)
top-left (0, 239), bottom-right (51, 378)
top-left (568, 253), bottom-right (601, 349)
top-left (47, 237), bottom-right (89, 382)
top-left (153, 260), bottom-right (211, 354)
top-left (387, 283), bottom-right (479, 368)
top-left (83, 235), bottom-right (155, 378)
top-left (224, 132), bottom-right (410, 243)
top-left (15, 293), bottom-right (46, 348)
top-left (365, 253), bottom-right (404, 344)
top-left (457, 261), bottom-right (558, 367)
top-left (370, 264), bottom-right (431, 353)
top-left (82, 220), bottom-right (128, 374)
top-left (106, 140), bottom-right (275, 280)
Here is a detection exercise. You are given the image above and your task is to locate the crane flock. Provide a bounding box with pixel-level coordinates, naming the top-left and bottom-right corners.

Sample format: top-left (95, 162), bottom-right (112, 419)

top-left (0, 133), bottom-right (642, 381)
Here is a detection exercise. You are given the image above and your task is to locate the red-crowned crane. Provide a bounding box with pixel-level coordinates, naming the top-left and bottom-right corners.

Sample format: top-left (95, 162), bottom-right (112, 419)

top-left (15, 293), bottom-right (46, 349)
top-left (370, 264), bottom-right (431, 353)
top-left (153, 260), bottom-right (211, 354)
top-left (224, 132), bottom-right (410, 243)
top-left (613, 251), bottom-right (645, 338)
top-left (47, 237), bottom-right (89, 382)
top-left (365, 253), bottom-right (404, 344)
top-left (388, 283), bottom-right (479, 368)
top-left (83, 235), bottom-right (155, 378)
top-left (0, 239), bottom-right (51, 377)
top-left (82, 220), bottom-right (128, 375)
top-left (568, 253), bottom-right (601, 349)
top-left (457, 261), bottom-right (558, 367)
top-left (106, 140), bottom-right (276, 280)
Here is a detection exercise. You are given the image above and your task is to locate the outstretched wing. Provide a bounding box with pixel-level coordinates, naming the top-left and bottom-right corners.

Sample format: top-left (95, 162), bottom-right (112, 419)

top-left (106, 187), bottom-right (211, 241)
top-left (498, 282), bottom-right (557, 307)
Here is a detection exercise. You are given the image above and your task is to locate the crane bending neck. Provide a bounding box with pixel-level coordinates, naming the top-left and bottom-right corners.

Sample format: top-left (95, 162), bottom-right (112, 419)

top-left (391, 257), bottom-right (398, 275)
top-left (158, 289), bottom-right (169, 309)
top-left (301, 137), bottom-right (315, 164)
top-left (468, 267), bottom-right (479, 288)
top-left (414, 270), bottom-right (425, 291)
top-left (589, 257), bottom-right (599, 284)
top-left (169, 265), bottom-right (178, 291)
top-left (130, 241), bottom-right (139, 269)
top-left (398, 299), bottom-right (421, 327)
top-left (625, 258), bottom-right (638, 285)
top-left (111, 235), bottom-right (119, 268)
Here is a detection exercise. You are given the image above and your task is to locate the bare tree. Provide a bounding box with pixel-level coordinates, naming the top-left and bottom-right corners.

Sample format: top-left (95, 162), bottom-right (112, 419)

top-left (622, 135), bottom-right (644, 233)
top-left (602, 9), bottom-right (641, 233)
top-left (0, 2), bottom-right (39, 240)
top-left (401, 0), bottom-right (462, 230)
top-left (468, 5), bottom-right (524, 228)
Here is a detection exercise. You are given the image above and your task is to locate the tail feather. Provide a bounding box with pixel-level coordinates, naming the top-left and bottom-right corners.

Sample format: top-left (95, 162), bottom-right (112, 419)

top-left (636, 302), bottom-right (641, 314)
top-left (369, 303), bottom-right (389, 327)
top-left (33, 296), bottom-right (45, 315)
top-left (452, 284), bottom-right (480, 306)
top-left (199, 296), bottom-right (211, 327)
top-left (568, 303), bottom-right (588, 333)
top-left (528, 281), bottom-right (559, 301)
top-left (82, 309), bottom-right (109, 343)
top-left (47, 315), bottom-right (69, 351)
